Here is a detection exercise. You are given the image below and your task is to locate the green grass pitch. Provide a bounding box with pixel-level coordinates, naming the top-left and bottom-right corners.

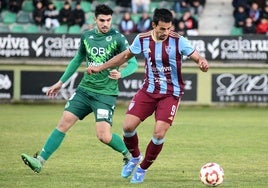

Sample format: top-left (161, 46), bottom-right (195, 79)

top-left (0, 104), bottom-right (267, 188)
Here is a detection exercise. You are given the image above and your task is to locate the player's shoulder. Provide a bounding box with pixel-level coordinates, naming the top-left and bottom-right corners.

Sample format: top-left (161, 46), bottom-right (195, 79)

top-left (169, 31), bottom-right (182, 39)
top-left (110, 27), bottom-right (119, 33)
top-left (110, 28), bottom-right (126, 37)
top-left (139, 31), bottom-right (152, 38)
top-left (80, 28), bottom-right (94, 38)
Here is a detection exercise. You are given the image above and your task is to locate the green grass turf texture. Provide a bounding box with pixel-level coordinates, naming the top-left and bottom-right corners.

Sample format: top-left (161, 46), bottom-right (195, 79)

top-left (0, 104), bottom-right (267, 188)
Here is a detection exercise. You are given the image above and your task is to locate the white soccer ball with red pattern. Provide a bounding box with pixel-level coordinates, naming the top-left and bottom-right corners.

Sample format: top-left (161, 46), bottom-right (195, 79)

top-left (200, 162), bottom-right (224, 186)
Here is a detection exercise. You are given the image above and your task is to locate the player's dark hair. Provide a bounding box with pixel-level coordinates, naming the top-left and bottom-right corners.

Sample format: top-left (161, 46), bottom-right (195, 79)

top-left (95, 4), bottom-right (113, 17)
top-left (152, 8), bottom-right (173, 25)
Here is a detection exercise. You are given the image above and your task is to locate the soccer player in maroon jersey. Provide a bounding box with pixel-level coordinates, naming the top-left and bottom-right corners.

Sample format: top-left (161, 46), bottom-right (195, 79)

top-left (87, 8), bottom-right (209, 183)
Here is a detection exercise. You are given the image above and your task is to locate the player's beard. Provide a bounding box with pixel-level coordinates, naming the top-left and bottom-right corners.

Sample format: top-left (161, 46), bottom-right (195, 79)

top-left (159, 34), bottom-right (168, 41)
top-left (100, 26), bottom-right (110, 33)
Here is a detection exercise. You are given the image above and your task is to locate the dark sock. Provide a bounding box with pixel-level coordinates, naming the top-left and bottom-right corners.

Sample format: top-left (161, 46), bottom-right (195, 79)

top-left (140, 140), bottom-right (163, 170)
top-left (123, 133), bottom-right (140, 158)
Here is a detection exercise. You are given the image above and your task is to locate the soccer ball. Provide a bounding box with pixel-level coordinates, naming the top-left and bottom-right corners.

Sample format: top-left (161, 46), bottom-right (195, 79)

top-left (199, 162), bottom-right (224, 186)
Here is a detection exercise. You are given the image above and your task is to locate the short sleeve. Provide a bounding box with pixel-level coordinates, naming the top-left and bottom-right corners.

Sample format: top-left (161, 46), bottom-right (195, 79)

top-left (129, 34), bottom-right (142, 55)
top-left (179, 36), bottom-right (195, 56)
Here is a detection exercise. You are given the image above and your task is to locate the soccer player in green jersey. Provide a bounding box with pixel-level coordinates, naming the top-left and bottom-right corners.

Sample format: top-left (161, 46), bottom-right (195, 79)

top-left (21, 4), bottom-right (138, 173)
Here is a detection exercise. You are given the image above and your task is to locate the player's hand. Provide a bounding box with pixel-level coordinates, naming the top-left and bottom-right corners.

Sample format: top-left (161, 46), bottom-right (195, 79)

top-left (86, 66), bottom-right (101, 75)
top-left (46, 81), bottom-right (63, 98)
top-left (108, 69), bottom-right (121, 80)
top-left (198, 58), bottom-right (209, 72)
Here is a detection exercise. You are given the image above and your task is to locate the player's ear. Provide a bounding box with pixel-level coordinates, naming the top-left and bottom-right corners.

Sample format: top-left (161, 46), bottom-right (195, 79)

top-left (152, 22), bottom-right (156, 29)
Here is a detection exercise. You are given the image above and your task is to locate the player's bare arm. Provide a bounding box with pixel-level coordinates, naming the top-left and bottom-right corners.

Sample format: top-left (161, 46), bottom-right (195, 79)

top-left (86, 49), bottom-right (134, 75)
top-left (189, 50), bottom-right (209, 72)
top-left (46, 80), bottom-right (63, 98)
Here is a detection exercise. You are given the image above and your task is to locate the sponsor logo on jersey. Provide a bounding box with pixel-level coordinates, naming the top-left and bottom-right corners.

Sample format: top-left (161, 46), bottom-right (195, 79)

top-left (97, 109), bottom-right (109, 119)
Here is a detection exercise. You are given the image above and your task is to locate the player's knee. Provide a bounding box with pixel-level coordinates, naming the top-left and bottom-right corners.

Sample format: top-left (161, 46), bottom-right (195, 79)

top-left (57, 123), bottom-right (71, 133)
top-left (96, 133), bottom-right (110, 144)
top-left (123, 122), bottom-right (138, 132)
top-left (123, 126), bottom-right (135, 133)
top-left (153, 130), bottom-right (167, 139)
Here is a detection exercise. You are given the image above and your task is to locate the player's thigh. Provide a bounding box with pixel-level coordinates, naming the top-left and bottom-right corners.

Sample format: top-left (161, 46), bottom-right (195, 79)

top-left (91, 94), bottom-right (117, 126)
top-left (64, 88), bottom-right (93, 120)
top-left (155, 95), bottom-right (180, 125)
top-left (127, 90), bottom-right (156, 121)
